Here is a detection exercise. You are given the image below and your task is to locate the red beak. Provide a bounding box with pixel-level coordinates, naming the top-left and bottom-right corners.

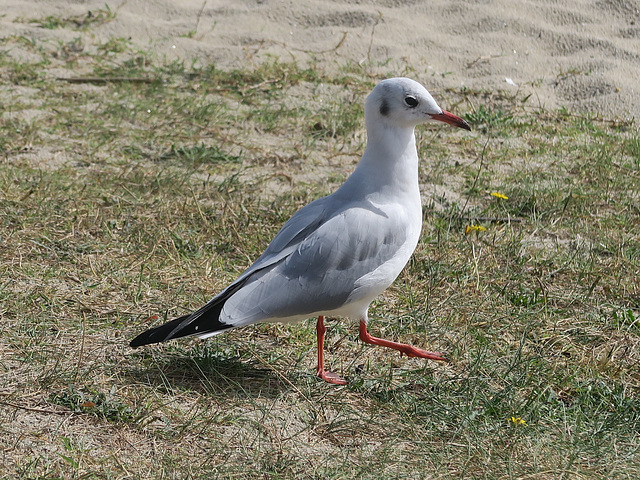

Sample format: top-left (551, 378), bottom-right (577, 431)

top-left (431, 110), bottom-right (471, 131)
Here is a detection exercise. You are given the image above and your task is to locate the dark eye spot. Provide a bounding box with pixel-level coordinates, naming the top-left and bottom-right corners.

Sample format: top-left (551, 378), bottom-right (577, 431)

top-left (404, 96), bottom-right (418, 108)
top-left (379, 99), bottom-right (390, 116)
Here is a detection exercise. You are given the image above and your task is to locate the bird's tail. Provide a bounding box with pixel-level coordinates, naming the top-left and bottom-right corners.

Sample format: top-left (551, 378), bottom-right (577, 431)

top-left (130, 269), bottom-right (258, 348)
top-left (129, 281), bottom-right (247, 347)
top-left (129, 314), bottom-right (194, 347)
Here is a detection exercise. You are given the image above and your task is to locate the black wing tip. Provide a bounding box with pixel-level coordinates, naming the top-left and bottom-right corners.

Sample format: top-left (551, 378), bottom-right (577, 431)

top-left (129, 336), bottom-right (149, 348)
top-left (128, 308), bottom-right (233, 348)
top-left (128, 314), bottom-right (191, 348)
top-left (129, 287), bottom-right (242, 349)
top-left (129, 327), bottom-right (168, 348)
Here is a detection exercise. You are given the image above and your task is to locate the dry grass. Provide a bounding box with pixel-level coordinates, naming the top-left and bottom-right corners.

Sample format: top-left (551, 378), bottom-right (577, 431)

top-left (1, 18), bottom-right (639, 480)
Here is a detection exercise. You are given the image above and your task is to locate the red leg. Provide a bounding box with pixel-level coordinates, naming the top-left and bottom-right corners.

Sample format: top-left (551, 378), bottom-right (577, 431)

top-left (316, 316), bottom-right (347, 385)
top-left (359, 319), bottom-right (448, 361)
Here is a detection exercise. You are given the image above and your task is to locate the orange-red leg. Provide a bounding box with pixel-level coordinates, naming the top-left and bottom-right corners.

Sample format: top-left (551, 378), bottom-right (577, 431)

top-left (359, 319), bottom-right (448, 361)
top-left (316, 316), bottom-right (347, 385)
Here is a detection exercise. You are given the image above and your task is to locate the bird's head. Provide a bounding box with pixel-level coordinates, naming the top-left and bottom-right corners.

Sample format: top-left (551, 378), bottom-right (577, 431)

top-left (365, 77), bottom-right (470, 131)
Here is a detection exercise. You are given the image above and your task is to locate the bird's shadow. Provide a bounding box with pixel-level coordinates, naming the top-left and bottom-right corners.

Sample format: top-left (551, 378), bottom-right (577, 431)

top-left (123, 343), bottom-right (298, 399)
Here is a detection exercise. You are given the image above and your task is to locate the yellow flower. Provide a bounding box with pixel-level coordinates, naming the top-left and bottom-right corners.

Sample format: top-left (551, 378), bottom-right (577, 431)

top-left (509, 416), bottom-right (528, 426)
top-left (491, 192), bottom-right (508, 200)
top-left (465, 225), bottom-right (487, 234)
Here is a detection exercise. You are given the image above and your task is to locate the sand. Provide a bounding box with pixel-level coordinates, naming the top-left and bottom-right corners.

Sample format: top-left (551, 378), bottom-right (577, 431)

top-left (2, 0), bottom-right (639, 120)
top-left (1, 3), bottom-right (638, 475)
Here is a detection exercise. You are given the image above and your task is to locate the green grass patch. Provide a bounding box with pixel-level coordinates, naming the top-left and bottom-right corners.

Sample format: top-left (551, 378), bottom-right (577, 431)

top-left (1, 25), bottom-right (639, 480)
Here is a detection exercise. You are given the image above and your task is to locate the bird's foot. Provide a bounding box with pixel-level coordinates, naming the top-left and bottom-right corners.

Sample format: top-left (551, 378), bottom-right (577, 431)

top-left (359, 320), bottom-right (448, 362)
top-left (397, 344), bottom-right (448, 361)
top-left (316, 367), bottom-right (347, 385)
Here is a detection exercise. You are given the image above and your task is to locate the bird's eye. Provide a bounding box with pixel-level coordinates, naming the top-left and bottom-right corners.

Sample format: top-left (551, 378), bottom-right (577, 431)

top-left (404, 96), bottom-right (419, 108)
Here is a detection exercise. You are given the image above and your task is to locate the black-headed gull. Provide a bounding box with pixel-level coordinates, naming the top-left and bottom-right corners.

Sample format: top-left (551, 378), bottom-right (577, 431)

top-left (130, 77), bottom-right (470, 384)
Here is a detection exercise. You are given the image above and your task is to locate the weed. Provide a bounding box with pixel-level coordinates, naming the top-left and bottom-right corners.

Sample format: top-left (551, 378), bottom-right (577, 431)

top-left (22, 5), bottom-right (115, 31)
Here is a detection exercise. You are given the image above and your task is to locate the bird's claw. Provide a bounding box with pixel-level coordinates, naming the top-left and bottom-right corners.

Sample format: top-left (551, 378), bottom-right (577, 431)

top-left (400, 345), bottom-right (449, 362)
top-left (317, 368), bottom-right (347, 385)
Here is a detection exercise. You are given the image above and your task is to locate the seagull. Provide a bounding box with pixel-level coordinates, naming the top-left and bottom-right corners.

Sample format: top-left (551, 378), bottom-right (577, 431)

top-left (130, 77), bottom-right (470, 384)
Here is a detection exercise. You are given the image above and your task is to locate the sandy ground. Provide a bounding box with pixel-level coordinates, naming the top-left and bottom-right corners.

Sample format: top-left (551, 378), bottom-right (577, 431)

top-left (1, 2), bottom-right (639, 476)
top-left (2, 0), bottom-right (639, 120)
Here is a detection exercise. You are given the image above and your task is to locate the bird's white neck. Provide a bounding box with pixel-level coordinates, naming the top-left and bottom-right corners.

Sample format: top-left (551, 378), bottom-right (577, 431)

top-left (340, 123), bottom-right (420, 200)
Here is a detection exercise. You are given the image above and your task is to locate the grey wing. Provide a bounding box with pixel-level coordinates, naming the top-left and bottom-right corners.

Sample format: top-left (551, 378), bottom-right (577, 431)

top-left (232, 196), bottom-right (330, 283)
top-left (219, 202), bottom-right (410, 325)
top-left (198, 195), bottom-right (331, 309)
